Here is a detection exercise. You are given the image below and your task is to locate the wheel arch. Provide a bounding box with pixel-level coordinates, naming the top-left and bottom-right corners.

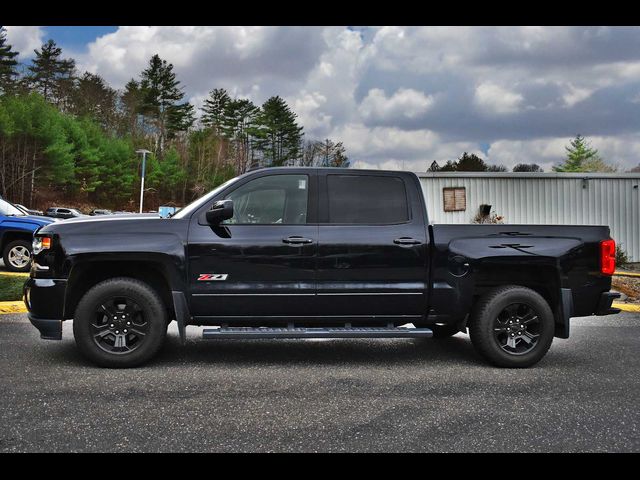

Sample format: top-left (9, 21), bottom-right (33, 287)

top-left (1, 229), bottom-right (33, 253)
top-left (471, 263), bottom-right (567, 338)
top-left (64, 259), bottom-right (177, 321)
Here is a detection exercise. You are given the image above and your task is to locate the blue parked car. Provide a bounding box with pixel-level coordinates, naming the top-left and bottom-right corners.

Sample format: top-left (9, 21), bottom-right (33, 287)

top-left (0, 197), bottom-right (55, 272)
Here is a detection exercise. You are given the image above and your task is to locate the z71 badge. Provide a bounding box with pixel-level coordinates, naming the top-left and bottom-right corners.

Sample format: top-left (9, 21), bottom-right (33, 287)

top-left (197, 274), bottom-right (229, 281)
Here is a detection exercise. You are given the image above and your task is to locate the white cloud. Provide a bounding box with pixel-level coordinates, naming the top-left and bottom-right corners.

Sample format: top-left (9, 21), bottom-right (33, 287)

top-left (13, 25), bottom-right (640, 172)
top-left (563, 84), bottom-right (593, 107)
top-left (290, 91), bottom-right (333, 136)
top-left (359, 88), bottom-right (434, 122)
top-left (78, 26), bottom-right (327, 100)
top-left (474, 82), bottom-right (524, 114)
top-left (4, 26), bottom-right (45, 59)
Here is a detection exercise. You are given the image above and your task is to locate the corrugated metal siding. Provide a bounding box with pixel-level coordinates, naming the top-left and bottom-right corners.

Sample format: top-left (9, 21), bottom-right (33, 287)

top-left (418, 173), bottom-right (640, 262)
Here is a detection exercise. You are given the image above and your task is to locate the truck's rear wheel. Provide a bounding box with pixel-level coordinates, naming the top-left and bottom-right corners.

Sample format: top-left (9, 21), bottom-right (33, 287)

top-left (469, 286), bottom-right (555, 368)
top-left (73, 277), bottom-right (167, 368)
top-left (3, 239), bottom-right (32, 272)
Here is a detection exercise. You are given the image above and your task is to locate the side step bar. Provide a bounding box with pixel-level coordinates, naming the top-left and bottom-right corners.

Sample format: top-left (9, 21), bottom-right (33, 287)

top-left (203, 326), bottom-right (433, 339)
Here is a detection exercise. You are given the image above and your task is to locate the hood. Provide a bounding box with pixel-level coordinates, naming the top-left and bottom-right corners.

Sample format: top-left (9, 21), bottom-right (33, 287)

top-left (8, 214), bottom-right (56, 227)
top-left (59, 213), bottom-right (159, 224)
top-left (38, 213), bottom-right (164, 235)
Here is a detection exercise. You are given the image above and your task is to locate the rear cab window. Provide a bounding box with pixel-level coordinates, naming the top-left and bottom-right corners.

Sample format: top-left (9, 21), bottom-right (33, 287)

top-left (324, 174), bottom-right (410, 224)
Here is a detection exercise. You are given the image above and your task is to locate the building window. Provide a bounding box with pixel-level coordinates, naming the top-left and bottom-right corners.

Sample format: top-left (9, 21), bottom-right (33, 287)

top-left (443, 187), bottom-right (466, 212)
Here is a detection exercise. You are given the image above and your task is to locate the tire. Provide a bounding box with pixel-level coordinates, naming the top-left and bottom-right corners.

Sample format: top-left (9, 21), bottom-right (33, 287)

top-left (73, 277), bottom-right (168, 368)
top-left (468, 285), bottom-right (555, 368)
top-left (3, 239), bottom-right (32, 272)
top-left (431, 324), bottom-right (461, 339)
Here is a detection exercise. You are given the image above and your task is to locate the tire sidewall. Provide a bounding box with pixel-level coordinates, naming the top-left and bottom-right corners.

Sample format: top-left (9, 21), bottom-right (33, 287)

top-left (472, 288), bottom-right (555, 367)
top-left (73, 278), bottom-right (167, 368)
top-left (3, 239), bottom-right (32, 272)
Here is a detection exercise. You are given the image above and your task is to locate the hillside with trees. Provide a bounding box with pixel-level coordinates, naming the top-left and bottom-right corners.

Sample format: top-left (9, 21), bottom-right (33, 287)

top-left (0, 28), bottom-right (349, 211)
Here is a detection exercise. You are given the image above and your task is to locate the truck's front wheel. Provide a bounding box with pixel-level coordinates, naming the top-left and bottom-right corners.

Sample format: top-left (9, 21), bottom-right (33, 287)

top-left (73, 277), bottom-right (167, 368)
top-left (469, 286), bottom-right (555, 368)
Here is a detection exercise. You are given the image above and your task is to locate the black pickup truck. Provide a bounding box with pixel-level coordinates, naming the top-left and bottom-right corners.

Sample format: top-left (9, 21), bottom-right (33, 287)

top-left (25, 167), bottom-right (620, 368)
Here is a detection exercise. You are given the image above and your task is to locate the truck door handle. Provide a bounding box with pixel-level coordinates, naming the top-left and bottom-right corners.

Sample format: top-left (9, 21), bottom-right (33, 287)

top-left (394, 237), bottom-right (422, 245)
top-left (283, 236), bottom-right (314, 244)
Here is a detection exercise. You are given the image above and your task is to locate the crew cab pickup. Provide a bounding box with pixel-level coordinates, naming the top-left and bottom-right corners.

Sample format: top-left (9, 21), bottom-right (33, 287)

top-left (24, 168), bottom-right (620, 368)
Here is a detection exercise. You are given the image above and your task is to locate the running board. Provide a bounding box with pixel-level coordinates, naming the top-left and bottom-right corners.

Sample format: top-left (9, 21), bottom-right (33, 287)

top-left (202, 326), bottom-right (433, 339)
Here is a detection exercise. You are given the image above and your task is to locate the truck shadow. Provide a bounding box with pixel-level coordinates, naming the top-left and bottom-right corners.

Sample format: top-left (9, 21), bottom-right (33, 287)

top-left (151, 334), bottom-right (482, 368)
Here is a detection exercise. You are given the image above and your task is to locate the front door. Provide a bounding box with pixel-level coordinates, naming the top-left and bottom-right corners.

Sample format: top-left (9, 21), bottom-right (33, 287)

top-left (315, 171), bottom-right (429, 320)
top-left (187, 172), bottom-right (318, 320)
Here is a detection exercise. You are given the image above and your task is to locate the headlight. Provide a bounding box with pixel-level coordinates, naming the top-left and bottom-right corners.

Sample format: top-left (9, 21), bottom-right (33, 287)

top-left (32, 236), bottom-right (51, 255)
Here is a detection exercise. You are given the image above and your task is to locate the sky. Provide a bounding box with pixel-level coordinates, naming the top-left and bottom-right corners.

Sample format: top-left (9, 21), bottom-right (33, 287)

top-left (5, 26), bottom-right (640, 172)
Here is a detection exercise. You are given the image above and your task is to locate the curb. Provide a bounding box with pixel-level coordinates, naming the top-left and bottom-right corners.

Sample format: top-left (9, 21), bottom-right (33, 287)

top-left (0, 271), bottom-right (29, 277)
top-left (614, 271), bottom-right (640, 278)
top-left (612, 302), bottom-right (640, 313)
top-left (0, 301), bottom-right (27, 314)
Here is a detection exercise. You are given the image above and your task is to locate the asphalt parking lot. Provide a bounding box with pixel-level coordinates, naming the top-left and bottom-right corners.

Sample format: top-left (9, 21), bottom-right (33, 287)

top-left (0, 311), bottom-right (638, 452)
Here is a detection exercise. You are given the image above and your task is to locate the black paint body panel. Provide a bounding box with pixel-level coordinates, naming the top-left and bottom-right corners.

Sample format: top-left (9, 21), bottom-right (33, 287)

top-left (26, 167), bottom-right (616, 338)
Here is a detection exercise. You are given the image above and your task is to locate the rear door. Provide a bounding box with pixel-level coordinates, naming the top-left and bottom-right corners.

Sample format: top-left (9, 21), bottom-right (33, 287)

top-left (316, 171), bottom-right (429, 320)
top-left (187, 170), bottom-right (318, 319)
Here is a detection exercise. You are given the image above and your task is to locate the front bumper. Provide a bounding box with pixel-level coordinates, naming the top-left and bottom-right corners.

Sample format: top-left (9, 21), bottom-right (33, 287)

top-left (24, 277), bottom-right (66, 340)
top-left (595, 291), bottom-right (621, 315)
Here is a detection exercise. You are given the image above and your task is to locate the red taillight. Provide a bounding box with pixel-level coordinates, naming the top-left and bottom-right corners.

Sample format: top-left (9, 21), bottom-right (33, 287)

top-left (41, 237), bottom-right (51, 250)
top-left (600, 239), bottom-right (616, 276)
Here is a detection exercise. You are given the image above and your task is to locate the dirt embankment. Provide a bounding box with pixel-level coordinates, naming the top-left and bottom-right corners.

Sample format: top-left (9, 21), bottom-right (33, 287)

top-left (612, 275), bottom-right (640, 303)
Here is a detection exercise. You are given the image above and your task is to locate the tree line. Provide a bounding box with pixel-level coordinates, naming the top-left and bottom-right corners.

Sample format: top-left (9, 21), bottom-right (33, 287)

top-left (428, 136), bottom-right (631, 174)
top-left (1, 27), bottom-right (638, 211)
top-left (0, 28), bottom-right (349, 210)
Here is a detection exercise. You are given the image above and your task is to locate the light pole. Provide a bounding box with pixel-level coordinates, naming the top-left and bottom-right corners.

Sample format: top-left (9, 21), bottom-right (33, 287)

top-left (135, 149), bottom-right (151, 214)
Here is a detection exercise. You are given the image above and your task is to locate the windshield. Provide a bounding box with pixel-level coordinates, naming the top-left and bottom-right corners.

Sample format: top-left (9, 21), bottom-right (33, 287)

top-left (0, 198), bottom-right (26, 216)
top-left (172, 176), bottom-right (241, 219)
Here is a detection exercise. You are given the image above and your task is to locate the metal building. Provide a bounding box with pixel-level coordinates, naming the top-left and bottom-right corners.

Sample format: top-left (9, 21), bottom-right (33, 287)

top-left (417, 172), bottom-right (640, 262)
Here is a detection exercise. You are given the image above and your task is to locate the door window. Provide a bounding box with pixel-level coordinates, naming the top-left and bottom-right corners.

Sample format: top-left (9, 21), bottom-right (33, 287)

top-left (326, 174), bottom-right (409, 224)
top-left (224, 175), bottom-right (309, 225)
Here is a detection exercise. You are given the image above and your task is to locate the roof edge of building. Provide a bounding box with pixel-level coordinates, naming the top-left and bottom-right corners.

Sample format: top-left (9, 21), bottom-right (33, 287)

top-left (415, 172), bottom-right (640, 179)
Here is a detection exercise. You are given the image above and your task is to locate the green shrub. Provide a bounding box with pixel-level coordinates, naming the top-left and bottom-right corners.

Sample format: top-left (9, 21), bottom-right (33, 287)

top-left (616, 245), bottom-right (629, 266)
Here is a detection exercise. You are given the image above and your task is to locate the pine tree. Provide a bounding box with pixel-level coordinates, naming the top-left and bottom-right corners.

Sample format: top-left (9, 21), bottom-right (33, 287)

top-left (427, 161), bottom-right (441, 172)
top-left (252, 96), bottom-right (303, 167)
top-left (55, 57), bottom-right (76, 112)
top-left (553, 134), bottom-right (614, 172)
top-left (456, 152), bottom-right (488, 171)
top-left (139, 54), bottom-right (193, 155)
top-left (513, 163), bottom-right (543, 172)
top-left (72, 72), bottom-right (117, 131)
top-left (28, 39), bottom-right (76, 107)
top-left (223, 98), bottom-right (260, 172)
top-left (120, 79), bottom-right (143, 136)
top-left (167, 102), bottom-right (195, 138)
top-left (0, 26), bottom-right (19, 95)
top-left (201, 88), bottom-right (230, 133)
